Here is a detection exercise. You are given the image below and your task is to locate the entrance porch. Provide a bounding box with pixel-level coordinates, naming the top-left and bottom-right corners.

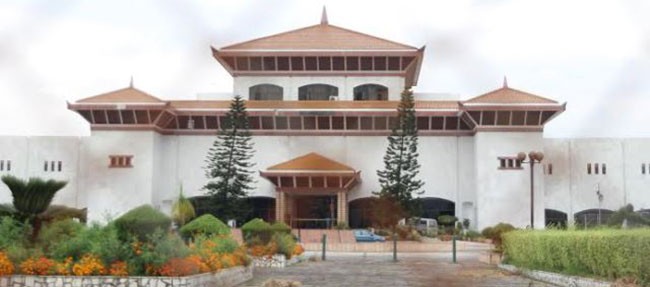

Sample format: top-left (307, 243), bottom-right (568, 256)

top-left (260, 153), bottom-right (361, 228)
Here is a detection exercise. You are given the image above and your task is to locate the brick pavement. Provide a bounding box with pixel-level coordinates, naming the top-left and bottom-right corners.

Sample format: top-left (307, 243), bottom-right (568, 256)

top-left (239, 252), bottom-right (556, 287)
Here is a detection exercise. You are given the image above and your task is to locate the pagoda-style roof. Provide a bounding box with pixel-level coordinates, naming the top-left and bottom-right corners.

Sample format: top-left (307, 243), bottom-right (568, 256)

top-left (76, 86), bottom-right (163, 104)
top-left (464, 79), bottom-right (557, 105)
top-left (260, 152), bottom-right (361, 194)
top-left (267, 153), bottom-right (355, 172)
top-left (211, 9), bottom-right (425, 87)
top-left (221, 24), bottom-right (417, 52)
top-left (68, 80), bottom-right (565, 135)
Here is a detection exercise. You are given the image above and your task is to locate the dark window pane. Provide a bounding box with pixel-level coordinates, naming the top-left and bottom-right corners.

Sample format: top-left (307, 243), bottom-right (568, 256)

top-left (360, 117), bottom-right (373, 130)
top-left (346, 57), bottom-right (359, 70)
top-left (303, 116), bottom-right (316, 129)
top-left (291, 57), bottom-right (303, 70)
top-left (374, 117), bottom-right (387, 130)
top-left (332, 117), bottom-right (344, 130)
top-left (275, 117), bottom-right (288, 130)
top-left (289, 117), bottom-right (302, 129)
top-left (317, 116), bottom-right (330, 130)
top-left (346, 116), bottom-right (359, 130)
top-left (497, 111), bottom-right (511, 125)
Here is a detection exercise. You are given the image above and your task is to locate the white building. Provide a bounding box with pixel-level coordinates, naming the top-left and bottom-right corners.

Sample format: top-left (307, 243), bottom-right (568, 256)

top-left (1, 12), bottom-right (649, 230)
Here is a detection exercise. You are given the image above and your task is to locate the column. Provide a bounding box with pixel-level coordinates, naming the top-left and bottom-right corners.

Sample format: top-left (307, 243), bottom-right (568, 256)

top-left (275, 191), bottom-right (285, 223)
top-left (337, 191), bottom-right (348, 225)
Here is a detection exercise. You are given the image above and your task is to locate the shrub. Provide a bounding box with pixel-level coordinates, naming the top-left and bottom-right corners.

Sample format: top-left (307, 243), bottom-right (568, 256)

top-left (272, 233), bottom-right (297, 259)
top-left (270, 222), bottom-right (291, 234)
top-left (191, 235), bottom-right (239, 255)
top-left (20, 257), bottom-right (56, 275)
top-left (37, 219), bottom-right (84, 251)
top-left (0, 217), bottom-right (29, 251)
top-left (113, 205), bottom-right (171, 242)
top-left (437, 215), bottom-right (458, 226)
top-left (180, 214), bottom-right (230, 238)
top-left (463, 230), bottom-right (481, 241)
top-left (0, 252), bottom-right (14, 276)
top-left (503, 229), bottom-right (650, 284)
top-left (129, 230), bottom-right (189, 275)
top-left (241, 218), bottom-right (272, 244)
top-left (72, 254), bottom-right (106, 276)
top-left (481, 223), bottom-right (515, 250)
top-left (49, 223), bottom-right (130, 264)
top-left (157, 257), bottom-right (200, 276)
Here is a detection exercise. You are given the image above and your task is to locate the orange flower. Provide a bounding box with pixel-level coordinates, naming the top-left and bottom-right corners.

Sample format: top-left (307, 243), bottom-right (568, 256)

top-left (293, 244), bottom-right (305, 256)
top-left (186, 255), bottom-right (210, 273)
top-left (72, 255), bottom-right (106, 276)
top-left (54, 257), bottom-right (73, 276)
top-left (108, 261), bottom-right (128, 276)
top-left (157, 258), bottom-right (200, 277)
top-left (20, 257), bottom-right (55, 275)
top-left (0, 252), bottom-right (14, 276)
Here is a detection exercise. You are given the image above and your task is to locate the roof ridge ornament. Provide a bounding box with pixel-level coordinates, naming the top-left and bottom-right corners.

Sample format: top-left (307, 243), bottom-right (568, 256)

top-left (503, 76), bottom-right (508, 88)
top-left (321, 6), bottom-right (328, 25)
top-left (129, 76), bottom-right (134, 88)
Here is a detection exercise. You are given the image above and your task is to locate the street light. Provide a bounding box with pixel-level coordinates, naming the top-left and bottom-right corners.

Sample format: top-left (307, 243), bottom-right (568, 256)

top-left (596, 184), bottom-right (604, 226)
top-left (516, 151), bottom-right (544, 229)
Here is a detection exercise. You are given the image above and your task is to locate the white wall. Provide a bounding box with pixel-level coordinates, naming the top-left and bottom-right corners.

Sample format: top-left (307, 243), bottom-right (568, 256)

top-left (474, 132), bottom-right (546, 230)
top-left (78, 131), bottom-right (157, 223)
top-left (233, 76), bottom-right (406, 101)
top-left (0, 136), bottom-right (81, 208)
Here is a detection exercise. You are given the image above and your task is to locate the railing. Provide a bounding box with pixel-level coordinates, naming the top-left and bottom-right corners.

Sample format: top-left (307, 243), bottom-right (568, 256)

top-left (290, 218), bottom-right (336, 229)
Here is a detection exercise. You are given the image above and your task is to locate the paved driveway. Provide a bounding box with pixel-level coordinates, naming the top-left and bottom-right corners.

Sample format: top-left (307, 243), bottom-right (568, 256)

top-left (240, 252), bottom-right (555, 287)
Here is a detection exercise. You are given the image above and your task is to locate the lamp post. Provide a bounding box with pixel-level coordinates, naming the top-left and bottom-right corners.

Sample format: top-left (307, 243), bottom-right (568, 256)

top-left (596, 184), bottom-right (604, 226)
top-left (516, 151), bottom-right (544, 229)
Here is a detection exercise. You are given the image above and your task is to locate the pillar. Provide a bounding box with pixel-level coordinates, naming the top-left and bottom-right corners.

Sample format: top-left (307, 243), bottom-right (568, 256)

top-left (337, 191), bottom-right (348, 226)
top-left (275, 191), bottom-right (285, 223)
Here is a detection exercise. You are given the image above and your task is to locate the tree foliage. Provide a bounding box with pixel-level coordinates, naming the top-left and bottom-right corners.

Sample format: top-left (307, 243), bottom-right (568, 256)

top-left (204, 95), bottom-right (255, 223)
top-left (374, 89), bottom-right (424, 225)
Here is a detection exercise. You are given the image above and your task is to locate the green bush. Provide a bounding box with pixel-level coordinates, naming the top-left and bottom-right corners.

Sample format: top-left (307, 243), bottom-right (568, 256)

top-left (272, 233), bottom-right (296, 259)
top-left (463, 230), bottom-right (481, 241)
top-left (37, 219), bottom-right (84, 251)
top-left (481, 222), bottom-right (515, 250)
top-left (0, 217), bottom-right (29, 250)
top-left (113, 205), bottom-right (171, 241)
top-left (437, 215), bottom-right (458, 226)
top-left (179, 214), bottom-right (230, 238)
top-left (503, 229), bottom-right (650, 284)
top-left (269, 222), bottom-right (291, 234)
top-left (191, 234), bottom-right (239, 255)
top-left (129, 230), bottom-right (189, 275)
top-left (49, 223), bottom-right (130, 263)
top-left (241, 218), bottom-right (272, 244)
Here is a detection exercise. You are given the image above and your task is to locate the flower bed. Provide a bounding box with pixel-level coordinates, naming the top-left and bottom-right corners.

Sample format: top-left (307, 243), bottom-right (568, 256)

top-left (0, 265), bottom-right (252, 287)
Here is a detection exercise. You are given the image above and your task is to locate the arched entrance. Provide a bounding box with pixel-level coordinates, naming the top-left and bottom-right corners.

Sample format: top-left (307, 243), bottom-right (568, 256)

top-left (545, 209), bottom-right (568, 228)
top-left (574, 208), bottom-right (613, 228)
top-left (420, 197), bottom-right (455, 220)
top-left (348, 197), bottom-right (376, 229)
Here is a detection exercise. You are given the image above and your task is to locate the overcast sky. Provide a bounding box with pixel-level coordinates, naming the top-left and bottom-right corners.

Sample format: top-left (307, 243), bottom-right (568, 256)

top-left (1, 0), bottom-right (649, 137)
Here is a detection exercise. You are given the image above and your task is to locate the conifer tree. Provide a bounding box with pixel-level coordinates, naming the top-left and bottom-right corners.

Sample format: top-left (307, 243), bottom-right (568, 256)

top-left (204, 95), bottom-right (255, 223)
top-left (375, 89), bottom-right (424, 222)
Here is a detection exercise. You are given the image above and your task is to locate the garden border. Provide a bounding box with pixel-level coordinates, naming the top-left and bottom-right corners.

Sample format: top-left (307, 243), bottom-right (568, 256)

top-left (0, 265), bottom-right (252, 287)
top-left (498, 264), bottom-right (612, 287)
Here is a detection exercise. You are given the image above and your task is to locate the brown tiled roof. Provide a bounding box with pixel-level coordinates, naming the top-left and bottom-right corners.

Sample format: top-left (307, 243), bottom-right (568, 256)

top-left (267, 152), bottom-right (355, 171)
top-left (465, 87), bottom-right (557, 104)
top-left (220, 24), bottom-right (417, 51)
top-left (77, 87), bottom-right (162, 103)
top-left (169, 100), bottom-right (459, 110)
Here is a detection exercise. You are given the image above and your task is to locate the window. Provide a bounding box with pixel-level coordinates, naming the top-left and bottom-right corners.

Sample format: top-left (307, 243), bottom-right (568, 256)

top-left (498, 157), bottom-right (523, 170)
top-left (548, 163), bottom-right (553, 175)
top-left (298, 84), bottom-right (338, 101)
top-left (0, 160), bottom-right (9, 171)
top-left (353, 84), bottom-right (388, 101)
top-left (588, 163), bottom-right (606, 175)
top-left (44, 161), bottom-right (62, 172)
top-left (249, 84), bottom-right (283, 101)
top-left (643, 163), bottom-right (647, 175)
top-left (109, 155), bottom-right (134, 168)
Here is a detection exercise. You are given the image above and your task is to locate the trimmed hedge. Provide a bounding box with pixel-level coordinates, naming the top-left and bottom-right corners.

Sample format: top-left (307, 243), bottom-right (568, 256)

top-left (179, 214), bottom-right (230, 238)
top-left (503, 229), bottom-right (650, 284)
top-left (114, 205), bottom-right (171, 241)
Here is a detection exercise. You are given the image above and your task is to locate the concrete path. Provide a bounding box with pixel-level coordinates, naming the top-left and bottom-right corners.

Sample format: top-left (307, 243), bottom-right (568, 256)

top-left (240, 252), bottom-right (555, 287)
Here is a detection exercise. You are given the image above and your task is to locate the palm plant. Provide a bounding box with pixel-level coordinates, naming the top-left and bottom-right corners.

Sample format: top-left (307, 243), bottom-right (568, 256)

top-left (171, 185), bottom-right (196, 228)
top-left (1, 175), bottom-right (67, 239)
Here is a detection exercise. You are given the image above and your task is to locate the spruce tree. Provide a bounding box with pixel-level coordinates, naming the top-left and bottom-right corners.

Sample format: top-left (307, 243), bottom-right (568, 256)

top-left (375, 89), bottom-right (424, 222)
top-left (204, 95), bottom-right (255, 224)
